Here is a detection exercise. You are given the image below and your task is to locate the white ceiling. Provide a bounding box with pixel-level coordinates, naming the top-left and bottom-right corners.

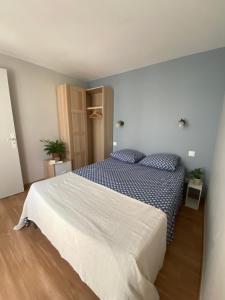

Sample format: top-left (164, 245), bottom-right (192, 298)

top-left (0, 0), bottom-right (224, 81)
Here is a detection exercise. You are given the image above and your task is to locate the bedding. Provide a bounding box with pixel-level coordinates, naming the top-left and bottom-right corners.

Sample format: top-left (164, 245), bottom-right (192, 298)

top-left (110, 149), bottom-right (145, 163)
top-left (14, 172), bottom-right (167, 300)
top-left (75, 157), bottom-right (185, 241)
top-left (139, 153), bottom-right (180, 171)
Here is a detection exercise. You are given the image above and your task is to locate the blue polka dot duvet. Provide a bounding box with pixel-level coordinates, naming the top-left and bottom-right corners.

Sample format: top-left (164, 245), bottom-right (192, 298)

top-left (75, 158), bottom-right (185, 242)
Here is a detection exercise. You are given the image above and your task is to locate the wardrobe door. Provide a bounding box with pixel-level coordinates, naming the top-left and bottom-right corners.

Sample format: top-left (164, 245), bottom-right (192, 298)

top-left (103, 87), bottom-right (113, 159)
top-left (57, 84), bottom-right (72, 161)
top-left (69, 86), bottom-right (88, 169)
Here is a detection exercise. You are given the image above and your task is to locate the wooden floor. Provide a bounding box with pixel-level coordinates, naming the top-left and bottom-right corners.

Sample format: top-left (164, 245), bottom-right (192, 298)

top-left (0, 191), bottom-right (203, 300)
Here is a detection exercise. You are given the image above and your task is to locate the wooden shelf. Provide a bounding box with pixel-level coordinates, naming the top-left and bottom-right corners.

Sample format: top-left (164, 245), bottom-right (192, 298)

top-left (87, 106), bottom-right (103, 110)
top-left (86, 86), bottom-right (104, 94)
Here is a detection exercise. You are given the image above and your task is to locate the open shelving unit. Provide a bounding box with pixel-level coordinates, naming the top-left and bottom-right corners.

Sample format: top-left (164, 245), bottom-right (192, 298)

top-left (57, 84), bottom-right (113, 169)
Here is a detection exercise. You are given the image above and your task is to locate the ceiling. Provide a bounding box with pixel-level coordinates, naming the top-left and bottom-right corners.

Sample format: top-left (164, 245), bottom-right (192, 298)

top-left (0, 0), bottom-right (224, 81)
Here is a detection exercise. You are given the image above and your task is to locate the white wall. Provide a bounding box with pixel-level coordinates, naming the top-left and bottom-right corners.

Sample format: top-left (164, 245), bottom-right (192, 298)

top-left (200, 95), bottom-right (225, 299)
top-left (0, 53), bottom-right (85, 184)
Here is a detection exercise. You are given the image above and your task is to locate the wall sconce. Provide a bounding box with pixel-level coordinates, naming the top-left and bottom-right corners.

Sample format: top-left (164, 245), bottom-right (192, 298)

top-left (178, 118), bottom-right (186, 128)
top-left (116, 120), bottom-right (124, 128)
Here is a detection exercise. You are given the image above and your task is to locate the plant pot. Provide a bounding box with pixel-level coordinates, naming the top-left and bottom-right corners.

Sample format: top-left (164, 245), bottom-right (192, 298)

top-left (52, 153), bottom-right (61, 161)
top-left (192, 178), bottom-right (202, 186)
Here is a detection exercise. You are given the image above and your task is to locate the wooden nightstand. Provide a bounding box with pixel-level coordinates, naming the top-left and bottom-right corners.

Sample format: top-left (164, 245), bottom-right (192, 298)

top-left (44, 160), bottom-right (72, 179)
top-left (185, 181), bottom-right (203, 210)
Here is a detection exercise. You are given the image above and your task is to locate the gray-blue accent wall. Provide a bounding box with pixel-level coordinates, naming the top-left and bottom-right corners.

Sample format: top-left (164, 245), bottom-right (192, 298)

top-left (88, 48), bottom-right (225, 181)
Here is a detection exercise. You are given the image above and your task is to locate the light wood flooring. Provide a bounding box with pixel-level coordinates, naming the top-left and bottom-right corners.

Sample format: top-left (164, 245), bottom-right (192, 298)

top-left (0, 190), bottom-right (203, 300)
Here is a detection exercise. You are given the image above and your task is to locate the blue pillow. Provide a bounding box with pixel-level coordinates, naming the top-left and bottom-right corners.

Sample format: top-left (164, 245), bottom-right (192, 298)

top-left (110, 149), bottom-right (145, 163)
top-left (139, 153), bottom-right (180, 171)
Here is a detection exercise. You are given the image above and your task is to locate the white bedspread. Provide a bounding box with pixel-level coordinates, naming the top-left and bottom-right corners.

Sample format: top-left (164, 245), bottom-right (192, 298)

top-left (14, 172), bottom-right (167, 300)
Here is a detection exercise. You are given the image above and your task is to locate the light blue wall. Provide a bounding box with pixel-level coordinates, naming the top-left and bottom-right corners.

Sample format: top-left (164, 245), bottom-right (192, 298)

top-left (88, 48), bottom-right (225, 181)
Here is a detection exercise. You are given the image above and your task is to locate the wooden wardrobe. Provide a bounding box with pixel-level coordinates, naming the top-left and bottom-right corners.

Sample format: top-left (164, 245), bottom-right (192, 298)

top-left (56, 85), bottom-right (113, 170)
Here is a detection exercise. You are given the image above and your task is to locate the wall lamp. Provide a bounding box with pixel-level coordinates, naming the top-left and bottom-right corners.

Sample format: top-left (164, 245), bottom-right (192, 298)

top-left (116, 120), bottom-right (125, 128)
top-left (178, 118), bottom-right (186, 128)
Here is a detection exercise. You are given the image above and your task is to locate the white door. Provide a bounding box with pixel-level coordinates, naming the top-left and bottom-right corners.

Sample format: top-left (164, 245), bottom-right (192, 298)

top-left (0, 68), bottom-right (24, 199)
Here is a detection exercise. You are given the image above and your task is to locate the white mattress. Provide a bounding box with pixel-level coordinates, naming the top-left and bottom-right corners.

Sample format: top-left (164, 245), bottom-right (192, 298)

top-left (14, 172), bottom-right (167, 300)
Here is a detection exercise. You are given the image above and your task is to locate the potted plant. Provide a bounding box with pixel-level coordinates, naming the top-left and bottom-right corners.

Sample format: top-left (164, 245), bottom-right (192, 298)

top-left (190, 168), bottom-right (204, 185)
top-left (40, 139), bottom-right (65, 161)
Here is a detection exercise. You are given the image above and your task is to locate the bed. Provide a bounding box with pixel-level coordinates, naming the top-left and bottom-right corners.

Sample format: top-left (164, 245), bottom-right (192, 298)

top-left (75, 157), bottom-right (185, 242)
top-left (14, 155), bottom-right (185, 300)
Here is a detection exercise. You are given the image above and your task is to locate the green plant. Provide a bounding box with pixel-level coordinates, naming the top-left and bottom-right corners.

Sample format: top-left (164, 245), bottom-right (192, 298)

top-left (40, 139), bottom-right (65, 156)
top-left (190, 168), bottom-right (204, 180)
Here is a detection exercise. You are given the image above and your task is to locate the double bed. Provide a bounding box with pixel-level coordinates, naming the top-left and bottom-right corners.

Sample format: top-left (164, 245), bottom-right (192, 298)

top-left (15, 154), bottom-right (185, 300)
top-left (75, 157), bottom-right (185, 242)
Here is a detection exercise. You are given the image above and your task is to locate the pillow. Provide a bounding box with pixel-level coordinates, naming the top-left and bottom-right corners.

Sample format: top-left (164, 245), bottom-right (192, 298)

top-left (139, 153), bottom-right (180, 171)
top-left (110, 149), bottom-right (145, 163)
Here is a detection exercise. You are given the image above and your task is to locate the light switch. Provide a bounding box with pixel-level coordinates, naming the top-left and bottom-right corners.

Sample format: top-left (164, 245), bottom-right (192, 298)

top-left (113, 141), bottom-right (117, 146)
top-left (188, 150), bottom-right (195, 157)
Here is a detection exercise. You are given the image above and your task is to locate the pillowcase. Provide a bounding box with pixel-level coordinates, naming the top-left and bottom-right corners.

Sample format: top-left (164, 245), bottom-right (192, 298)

top-left (110, 149), bottom-right (145, 163)
top-left (139, 153), bottom-right (180, 171)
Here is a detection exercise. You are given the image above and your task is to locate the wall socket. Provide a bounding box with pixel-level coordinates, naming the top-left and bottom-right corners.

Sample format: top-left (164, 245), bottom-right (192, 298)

top-left (188, 150), bottom-right (195, 157)
top-left (113, 141), bottom-right (117, 146)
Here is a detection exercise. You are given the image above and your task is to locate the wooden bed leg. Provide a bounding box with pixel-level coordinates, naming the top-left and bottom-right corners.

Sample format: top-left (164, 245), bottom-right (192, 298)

top-left (24, 218), bottom-right (37, 229)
